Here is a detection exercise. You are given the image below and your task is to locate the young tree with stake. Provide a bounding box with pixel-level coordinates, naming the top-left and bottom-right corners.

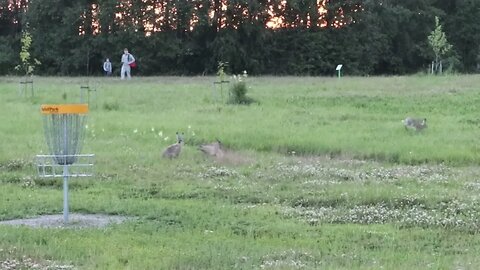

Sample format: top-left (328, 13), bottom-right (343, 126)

top-left (428, 16), bottom-right (452, 74)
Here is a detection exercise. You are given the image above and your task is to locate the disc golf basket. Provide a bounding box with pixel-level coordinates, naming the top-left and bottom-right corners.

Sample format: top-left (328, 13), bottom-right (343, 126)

top-left (36, 104), bottom-right (94, 223)
top-left (80, 84), bottom-right (97, 107)
top-left (18, 78), bottom-right (34, 97)
top-left (212, 80), bottom-right (230, 103)
top-left (79, 47), bottom-right (97, 107)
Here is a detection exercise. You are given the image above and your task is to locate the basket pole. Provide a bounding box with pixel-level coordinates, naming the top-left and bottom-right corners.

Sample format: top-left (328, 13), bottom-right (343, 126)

top-left (63, 165), bottom-right (69, 223)
top-left (63, 114), bottom-right (69, 223)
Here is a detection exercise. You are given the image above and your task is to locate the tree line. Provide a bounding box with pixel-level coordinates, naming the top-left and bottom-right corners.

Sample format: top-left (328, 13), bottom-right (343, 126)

top-left (0, 0), bottom-right (479, 76)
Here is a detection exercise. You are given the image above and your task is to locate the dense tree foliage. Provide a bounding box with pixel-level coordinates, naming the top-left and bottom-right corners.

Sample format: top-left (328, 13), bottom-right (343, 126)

top-left (0, 0), bottom-right (479, 75)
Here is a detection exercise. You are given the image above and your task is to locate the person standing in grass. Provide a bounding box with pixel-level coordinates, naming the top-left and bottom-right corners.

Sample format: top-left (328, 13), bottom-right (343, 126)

top-left (120, 48), bottom-right (135, 80)
top-left (103, 58), bottom-right (112, 76)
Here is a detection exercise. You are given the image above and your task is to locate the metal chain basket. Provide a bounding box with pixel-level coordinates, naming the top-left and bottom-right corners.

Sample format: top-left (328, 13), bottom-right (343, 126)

top-left (43, 110), bottom-right (87, 165)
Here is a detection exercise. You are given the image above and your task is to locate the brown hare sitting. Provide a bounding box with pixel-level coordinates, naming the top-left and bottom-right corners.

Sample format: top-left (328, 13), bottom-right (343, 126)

top-left (199, 139), bottom-right (224, 158)
top-left (162, 132), bottom-right (184, 158)
top-left (402, 117), bottom-right (427, 132)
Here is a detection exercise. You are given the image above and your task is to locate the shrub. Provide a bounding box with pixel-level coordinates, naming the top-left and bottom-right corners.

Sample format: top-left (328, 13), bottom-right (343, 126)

top-left (228, 72), bottom-right (254, 105)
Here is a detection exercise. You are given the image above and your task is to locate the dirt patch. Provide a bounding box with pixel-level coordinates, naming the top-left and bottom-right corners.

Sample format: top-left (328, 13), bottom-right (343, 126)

top-left (199, 141), bottom-right (255, 166)
top-left (211, 149), bottom-right (254, 165)
top-left (0, 214), bottom-right (130, 229)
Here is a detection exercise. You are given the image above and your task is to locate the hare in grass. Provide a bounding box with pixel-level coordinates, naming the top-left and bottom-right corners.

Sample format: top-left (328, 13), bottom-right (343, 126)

top-left (402, 117), bottom-right (427, 132)
top-left (162, 132), bottom-right (184, 158)
top-left (199, 139), bottom-right (224, 158)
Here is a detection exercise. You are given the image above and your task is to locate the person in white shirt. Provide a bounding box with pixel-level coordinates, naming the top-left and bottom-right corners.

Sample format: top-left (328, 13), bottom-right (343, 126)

top-left (103, 58), bottom-right (112, 76)
top-left (120, 48), bottom-right (135, 80)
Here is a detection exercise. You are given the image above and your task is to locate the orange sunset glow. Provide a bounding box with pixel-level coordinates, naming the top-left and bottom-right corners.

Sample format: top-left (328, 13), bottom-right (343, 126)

top-left (0, 0), bottom-right (359, 36)
top-left (89, 0), bottom-right (357, 36)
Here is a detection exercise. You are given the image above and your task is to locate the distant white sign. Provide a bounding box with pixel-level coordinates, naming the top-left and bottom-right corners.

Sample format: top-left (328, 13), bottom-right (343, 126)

top-left (336, 64), bottom-right (343, 71)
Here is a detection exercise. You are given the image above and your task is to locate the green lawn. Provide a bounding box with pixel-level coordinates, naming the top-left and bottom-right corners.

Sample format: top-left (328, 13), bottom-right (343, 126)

top-left (1, 75), bottom-right (480, 269)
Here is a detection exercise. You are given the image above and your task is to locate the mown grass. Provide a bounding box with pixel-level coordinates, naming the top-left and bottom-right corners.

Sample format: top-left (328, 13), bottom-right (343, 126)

top-left (0, 75), bottom-right (480, 269)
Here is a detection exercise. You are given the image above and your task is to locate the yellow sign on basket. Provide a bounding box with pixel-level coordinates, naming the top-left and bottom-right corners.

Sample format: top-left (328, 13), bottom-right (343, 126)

top-left (41, 104), bottom-right (89, 114)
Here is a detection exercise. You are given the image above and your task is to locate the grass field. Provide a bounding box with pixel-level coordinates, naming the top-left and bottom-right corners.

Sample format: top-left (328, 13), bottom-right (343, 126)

top-left (1, 75), bottom-right (480, 269)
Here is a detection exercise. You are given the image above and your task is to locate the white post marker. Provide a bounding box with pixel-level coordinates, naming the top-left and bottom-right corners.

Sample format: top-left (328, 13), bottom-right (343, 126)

top-left (336, 64), bottom-right (343, 78)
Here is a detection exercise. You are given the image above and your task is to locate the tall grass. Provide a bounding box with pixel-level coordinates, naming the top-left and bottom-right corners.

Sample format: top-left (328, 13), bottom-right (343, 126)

top-left (2, 75), bottom-right (480, 164)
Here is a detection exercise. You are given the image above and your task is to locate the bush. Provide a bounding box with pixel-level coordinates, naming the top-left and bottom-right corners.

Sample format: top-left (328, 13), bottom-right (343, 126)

top-left (227, 73), bottom-right (254, 105)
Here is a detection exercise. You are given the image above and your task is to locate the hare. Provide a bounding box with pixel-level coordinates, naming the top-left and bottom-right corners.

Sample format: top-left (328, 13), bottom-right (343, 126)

top-left (162, 132), bottom-right (184, 158)
top-left (199, 139), bottom-right (224, 158)
top-left (402, 117), bottom-right (427, 132)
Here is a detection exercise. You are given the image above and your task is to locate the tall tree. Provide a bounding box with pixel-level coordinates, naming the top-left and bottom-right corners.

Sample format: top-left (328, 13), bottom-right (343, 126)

top-left (0, 0), bottom-right (477, 75)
